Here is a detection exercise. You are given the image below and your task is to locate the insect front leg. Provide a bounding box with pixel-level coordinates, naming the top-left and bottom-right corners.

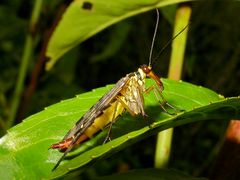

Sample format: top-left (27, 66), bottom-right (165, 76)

top-left (154, 85), bottom-right (183, 113)
top-left (145, 85), bottom-right (181, 115)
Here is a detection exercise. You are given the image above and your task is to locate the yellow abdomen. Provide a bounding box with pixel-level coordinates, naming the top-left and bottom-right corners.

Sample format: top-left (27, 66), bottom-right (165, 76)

top-left (84, 101), bottom-right (125, 138)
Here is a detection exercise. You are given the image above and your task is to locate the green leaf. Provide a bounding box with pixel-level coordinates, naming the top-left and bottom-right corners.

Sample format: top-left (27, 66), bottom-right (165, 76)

top-left (0, 79), bottom-right (239, 179)
top-left (94, 168), bottom-right (207, 180)
top-left (46, 0), bottom-right (193, 70)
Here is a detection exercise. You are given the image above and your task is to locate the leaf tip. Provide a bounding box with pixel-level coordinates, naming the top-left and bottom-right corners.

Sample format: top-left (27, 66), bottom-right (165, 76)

top-left (46, 60), bottom-right (55, 71)
top-left (44, 54), bottom-right (56, 71)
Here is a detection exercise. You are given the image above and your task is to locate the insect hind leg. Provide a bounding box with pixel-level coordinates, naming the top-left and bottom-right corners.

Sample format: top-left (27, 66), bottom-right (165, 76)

top-left (103, 120), bottom-right (114, 144)
top-left (102, 101), bottom-right (122, 144)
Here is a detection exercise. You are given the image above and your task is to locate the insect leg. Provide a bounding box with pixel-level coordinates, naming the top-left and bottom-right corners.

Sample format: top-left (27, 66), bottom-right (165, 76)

top-left (146, 85), bottom-right (178, 115)
top-left (154, 85), bottom-right (183, 113)
top-left (103, 120), bottom-right (114, 144)
top-left (133, 82), bottom-right (155, 127)
top-left (103, 102), bottom-right (120, 144)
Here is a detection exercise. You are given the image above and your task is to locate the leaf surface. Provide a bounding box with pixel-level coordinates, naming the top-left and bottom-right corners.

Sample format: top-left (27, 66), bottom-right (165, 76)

top-left (46, 0), bottom-right (193, 70)
top-left (0, 79), bottom-right (239, 179)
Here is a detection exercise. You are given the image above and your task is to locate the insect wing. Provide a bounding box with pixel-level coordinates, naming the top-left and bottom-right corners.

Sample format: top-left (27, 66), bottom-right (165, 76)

top-left (61, 74), bottom-right (133, 142)
top-left (51, 74), bottom-right (133, 171)
top-left (133, 81), bottom-right (145, 116)
top-left (121, 77), bottom-right (146, 116)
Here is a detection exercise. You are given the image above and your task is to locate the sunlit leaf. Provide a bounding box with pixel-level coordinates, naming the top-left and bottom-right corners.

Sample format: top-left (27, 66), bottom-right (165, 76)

top-left (0, 79), bottom-right (239, 179)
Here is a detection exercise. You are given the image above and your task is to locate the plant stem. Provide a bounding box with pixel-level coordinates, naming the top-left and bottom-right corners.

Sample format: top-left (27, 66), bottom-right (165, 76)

top-left (155, 128), bottom-right (174, 168)
top-left (167, 4), bottom-right (191, 80)
top-left (8, 0), bottom-right (42, 128)
top-left (154, 3), bottom-right (191, 168)
top-left (17, 4), bottom-right (67, 122)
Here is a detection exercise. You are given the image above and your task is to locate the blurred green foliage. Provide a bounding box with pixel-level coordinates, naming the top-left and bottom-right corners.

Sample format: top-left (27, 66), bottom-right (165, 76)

top-left (0, 0), bottom-right (239, 179)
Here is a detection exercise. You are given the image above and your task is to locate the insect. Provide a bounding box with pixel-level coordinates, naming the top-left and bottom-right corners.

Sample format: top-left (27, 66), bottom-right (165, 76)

top-left (50, 9), bottom-right (186, 171)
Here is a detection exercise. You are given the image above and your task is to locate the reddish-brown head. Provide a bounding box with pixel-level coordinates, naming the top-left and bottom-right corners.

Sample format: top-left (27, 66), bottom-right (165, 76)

top-left (140, 64), bottom-right (152, 75)
top-left (140, 64), bottom-right (164, 91)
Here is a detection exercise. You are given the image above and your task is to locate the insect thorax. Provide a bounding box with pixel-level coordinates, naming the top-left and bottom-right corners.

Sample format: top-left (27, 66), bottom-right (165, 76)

top-left (136, 67), bottom-right (146, 86)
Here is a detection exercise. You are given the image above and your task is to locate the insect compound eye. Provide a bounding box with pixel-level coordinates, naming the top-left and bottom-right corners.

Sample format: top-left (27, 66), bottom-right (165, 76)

top-left (140, 64), bottom-right (151, 74)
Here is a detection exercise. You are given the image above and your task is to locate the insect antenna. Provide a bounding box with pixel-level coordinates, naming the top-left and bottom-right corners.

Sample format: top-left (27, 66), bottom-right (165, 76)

top-left (151, 22), bottom-right (190, 67)
top-left (148, 9), bottom-right (160, 67)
